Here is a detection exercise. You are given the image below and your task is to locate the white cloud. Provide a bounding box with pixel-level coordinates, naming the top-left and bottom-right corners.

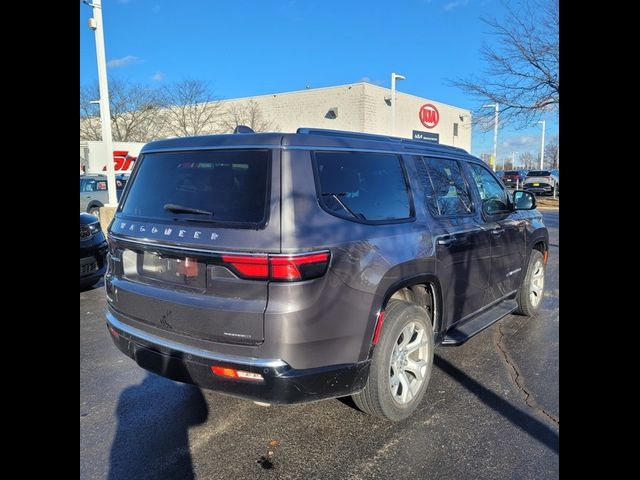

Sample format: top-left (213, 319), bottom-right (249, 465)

top-left (443, 0), bottom-right (470, 12)
top-left (107, 55), bottom-right (140, 68)
top-left (152, 72), bottom-right (165, 82)
top-left (360, 76), bottom-right (371, 82)
top-left (500, 135), bottom-right (540, 151)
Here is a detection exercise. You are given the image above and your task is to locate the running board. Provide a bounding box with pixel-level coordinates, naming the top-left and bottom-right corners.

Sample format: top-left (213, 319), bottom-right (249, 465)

top-left (442, 300), bottom-right (518, 346)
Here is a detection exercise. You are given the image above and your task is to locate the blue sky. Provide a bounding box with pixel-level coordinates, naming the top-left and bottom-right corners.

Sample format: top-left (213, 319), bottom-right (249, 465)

top-left (80, 0), bottom-right (558, 161)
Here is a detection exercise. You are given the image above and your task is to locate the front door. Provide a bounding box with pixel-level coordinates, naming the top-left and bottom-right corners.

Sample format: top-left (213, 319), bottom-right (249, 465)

top-left (466, 163), bottom-right (526, 302)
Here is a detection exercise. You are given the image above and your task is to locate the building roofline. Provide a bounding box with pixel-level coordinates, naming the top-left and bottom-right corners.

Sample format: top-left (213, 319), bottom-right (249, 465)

top-left (217, 82), bottom-right (470, 113)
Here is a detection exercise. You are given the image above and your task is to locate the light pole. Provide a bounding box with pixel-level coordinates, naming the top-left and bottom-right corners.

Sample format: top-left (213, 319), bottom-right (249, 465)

top-left (483, 103), bottom-right (499, 171)
top-left (85, 0), bottom-right (117, 206)
top-left (511, 151), bottom-right (517, 169)
top-left (391, 72), bottom-right (406, 136)
top-left (537, 120), bottom-right (546, 169)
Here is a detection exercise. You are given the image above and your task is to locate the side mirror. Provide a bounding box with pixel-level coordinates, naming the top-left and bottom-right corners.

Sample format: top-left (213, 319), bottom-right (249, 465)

top-left (513, 190), bottom-right (536, 210)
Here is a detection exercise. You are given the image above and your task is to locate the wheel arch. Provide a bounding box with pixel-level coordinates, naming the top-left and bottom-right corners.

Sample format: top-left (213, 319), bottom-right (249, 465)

top-left (359, 273), bottom-right (444, 362)
top-left (87, 200), bottom-right (104, 213)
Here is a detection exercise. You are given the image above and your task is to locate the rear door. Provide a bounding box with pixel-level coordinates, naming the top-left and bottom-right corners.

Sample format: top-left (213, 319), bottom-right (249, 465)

top-left (107, 148), bottom-right (280, 345)
top-left (466, 162), bottom-right (526, 301)
top-left (414, 156), bottom-right (492, 328)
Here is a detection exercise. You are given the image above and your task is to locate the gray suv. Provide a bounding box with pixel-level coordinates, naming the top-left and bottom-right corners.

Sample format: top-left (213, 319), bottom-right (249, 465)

top-left (105, 128), bottom-right (548, 421)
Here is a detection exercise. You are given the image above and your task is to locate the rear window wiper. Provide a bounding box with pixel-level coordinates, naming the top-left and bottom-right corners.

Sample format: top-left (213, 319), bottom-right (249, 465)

top-left (164, 203), bottom-right (214, 216)
top-left (321, 193), bottom-right (367, 220)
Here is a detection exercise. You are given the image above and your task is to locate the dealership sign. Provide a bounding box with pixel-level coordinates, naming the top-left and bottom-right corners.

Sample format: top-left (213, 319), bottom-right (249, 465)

top-left (419, 104), bottom-right (440, 129)
top-left (412, 130), bottom-right (440, 143)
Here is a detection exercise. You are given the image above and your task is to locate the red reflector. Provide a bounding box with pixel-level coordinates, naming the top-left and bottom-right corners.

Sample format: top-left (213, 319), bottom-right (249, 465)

top-left (270, 252), bottom-right (330, 281)
top-left (543, 250), bottom-right (549, 264)
top-left (109, 326), bottom-right (119, 338)
top-left (372, 310), bottom-right (386, 345)
top-left (210, 366), bottom-right (264, 381)
top-left (211, 366), bottom-right (238, 378)
top-left (221, 255), bottom-right (269, 279)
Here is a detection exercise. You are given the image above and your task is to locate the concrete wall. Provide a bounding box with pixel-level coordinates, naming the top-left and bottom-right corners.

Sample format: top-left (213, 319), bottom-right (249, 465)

top-left (218, 82), bottom-right (472, 151)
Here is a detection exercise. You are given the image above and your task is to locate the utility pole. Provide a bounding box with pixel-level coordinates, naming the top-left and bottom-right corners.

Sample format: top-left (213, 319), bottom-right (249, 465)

top-left (86, 0), bottom-right (117, 206)
top-left (538, 120), bottom-right (546, 170)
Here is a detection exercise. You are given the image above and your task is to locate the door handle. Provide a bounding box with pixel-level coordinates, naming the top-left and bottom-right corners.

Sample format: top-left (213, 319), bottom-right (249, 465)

top-left (437, 237), bottom-right (456, 246)
top-left (491, 228), bottom-right (505, 236)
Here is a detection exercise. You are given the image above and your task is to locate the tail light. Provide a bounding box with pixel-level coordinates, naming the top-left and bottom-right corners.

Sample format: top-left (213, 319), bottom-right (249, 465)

top-left (221, 251), bottom-right (330, 282)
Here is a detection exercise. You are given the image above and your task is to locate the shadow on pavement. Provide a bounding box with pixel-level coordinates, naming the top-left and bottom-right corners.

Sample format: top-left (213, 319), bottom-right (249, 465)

top-left (434, 355), bottom-right (558, 454)
top-left (108, 374), bottom-right (208, 480)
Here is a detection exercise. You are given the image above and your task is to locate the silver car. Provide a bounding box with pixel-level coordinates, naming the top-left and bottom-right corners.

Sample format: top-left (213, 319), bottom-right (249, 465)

top-left (80, 174), bottom-right (127, 216)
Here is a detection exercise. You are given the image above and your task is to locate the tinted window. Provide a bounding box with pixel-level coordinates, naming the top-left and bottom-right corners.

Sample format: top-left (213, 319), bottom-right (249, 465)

top-left (415, 157), bottom-right (474, 216)
top-left (468, 163), bottom-right (510, 215)
top-left (314, 152), bottom-right (411, 222)
top-left (120, 150), bottom-right (270, 226)
top-left (527, 170), bottom-right (551, 177)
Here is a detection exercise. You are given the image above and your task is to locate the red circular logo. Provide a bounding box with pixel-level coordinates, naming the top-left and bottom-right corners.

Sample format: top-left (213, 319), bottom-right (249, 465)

top-left (419, 104), bottom-right (440, 129)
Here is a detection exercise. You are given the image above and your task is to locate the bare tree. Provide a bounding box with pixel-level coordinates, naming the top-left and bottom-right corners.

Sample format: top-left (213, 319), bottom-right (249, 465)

top-left (451, 0), bottom-right (558, 128)
top-left (162, 79), bottom-right (224, 136)
top-left (220, 100), bottom-right (278, 133)
top-left (79, 79), bottom-right (166, 142)
top-left (80, 85), bottom-right (103, 140)
top-left (544, 135), bottom-right (559, 169)
top-left (519, 152), bottom-right (537, 170)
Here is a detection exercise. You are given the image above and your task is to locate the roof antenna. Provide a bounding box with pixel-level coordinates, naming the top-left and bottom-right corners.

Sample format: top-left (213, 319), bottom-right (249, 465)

top-left (233, 125), bottom-right (254, 134)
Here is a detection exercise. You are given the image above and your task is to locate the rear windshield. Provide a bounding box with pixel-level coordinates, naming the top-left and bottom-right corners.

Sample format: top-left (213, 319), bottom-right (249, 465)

top-left (120, 149), bottom-right (270, 227)
top-left (527, 170), bottom-right (551, 177)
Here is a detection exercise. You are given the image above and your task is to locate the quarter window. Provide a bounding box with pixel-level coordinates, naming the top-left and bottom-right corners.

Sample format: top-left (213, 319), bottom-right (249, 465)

top-left (468, 163), bottom-right (510, 215)
top-left (314, 152), bottom-right (412, 222)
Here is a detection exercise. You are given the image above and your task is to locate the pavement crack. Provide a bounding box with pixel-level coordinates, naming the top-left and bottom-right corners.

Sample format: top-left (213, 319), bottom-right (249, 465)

top-left (495, 322), bottom-right (559, 426)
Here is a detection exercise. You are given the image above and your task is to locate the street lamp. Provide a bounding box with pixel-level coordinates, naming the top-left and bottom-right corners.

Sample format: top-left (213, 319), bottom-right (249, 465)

top-left (391, 72), bottom-right (406, 136)
top-left (482, 103), bottom-right (499, 171)
top-left (537, 120), bottom-right (546, 169)
top-left (511, 151), bottom-right (517, 169)
top-left (84, 0), bottom-right (117, 206)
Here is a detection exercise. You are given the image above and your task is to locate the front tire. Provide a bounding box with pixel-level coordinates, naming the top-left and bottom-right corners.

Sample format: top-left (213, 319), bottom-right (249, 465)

top-left (515, 249), bottom-right (546, 316)
top-left (352, 300), bottom-right (434, 421)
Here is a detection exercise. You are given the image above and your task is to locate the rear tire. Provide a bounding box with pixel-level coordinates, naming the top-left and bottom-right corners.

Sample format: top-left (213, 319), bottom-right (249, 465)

top-left (352, 300), bottom-right (434, 421)
top-left (515, 249), bottom-right (546, 316)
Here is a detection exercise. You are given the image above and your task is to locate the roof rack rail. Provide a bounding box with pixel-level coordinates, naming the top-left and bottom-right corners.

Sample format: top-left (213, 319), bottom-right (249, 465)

top-left (296, 127), bottom-right (467, 153)
top-left (296, 128), bottom-right (402, 143)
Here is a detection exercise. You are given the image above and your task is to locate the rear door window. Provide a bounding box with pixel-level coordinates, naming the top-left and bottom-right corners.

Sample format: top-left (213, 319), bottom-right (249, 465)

top-left (314, 151), bottom-right (412, 223)
top-left (119, 149), bottom-right (271, 227)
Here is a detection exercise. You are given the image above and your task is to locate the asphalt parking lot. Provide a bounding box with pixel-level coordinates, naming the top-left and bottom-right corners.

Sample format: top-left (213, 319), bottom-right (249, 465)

top-left (80, 211), bottom-right (559, 480)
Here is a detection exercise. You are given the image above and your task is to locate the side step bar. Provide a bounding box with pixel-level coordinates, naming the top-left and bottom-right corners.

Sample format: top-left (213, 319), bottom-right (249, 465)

top-left (442, 300), bottom-right (518, 346)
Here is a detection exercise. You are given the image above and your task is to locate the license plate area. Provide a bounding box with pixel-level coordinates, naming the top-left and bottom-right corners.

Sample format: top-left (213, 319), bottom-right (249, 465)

top-left (122, 249), bottom-right (207, 289)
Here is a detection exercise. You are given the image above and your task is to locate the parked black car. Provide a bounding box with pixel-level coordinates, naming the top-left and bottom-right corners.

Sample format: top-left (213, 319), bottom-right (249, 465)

top-left (105, 128), bottom-right (548, 421)
top-left (501, 170), bottom-right (527, 188)
top-left (80, 213), bottom-right (108, 288)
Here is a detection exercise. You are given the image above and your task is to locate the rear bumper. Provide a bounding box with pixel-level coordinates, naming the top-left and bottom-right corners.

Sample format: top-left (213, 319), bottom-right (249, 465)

top-left (524, 184), bottom-right (554, 194)
top-left (106, 312), bottom-right (370, 404)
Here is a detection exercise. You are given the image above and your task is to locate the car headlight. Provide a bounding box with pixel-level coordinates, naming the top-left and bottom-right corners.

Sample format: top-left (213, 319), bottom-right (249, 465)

top-left (88, 221), bottom-right (102, 234)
